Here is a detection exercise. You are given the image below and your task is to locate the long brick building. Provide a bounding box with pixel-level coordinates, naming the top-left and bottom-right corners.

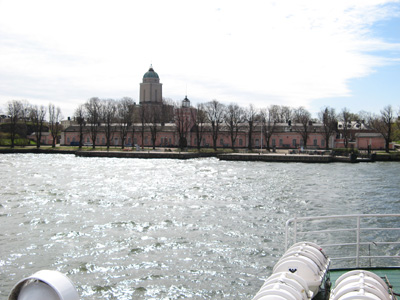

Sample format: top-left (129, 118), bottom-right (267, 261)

top-left (61, 67), bottom-right (388, 150)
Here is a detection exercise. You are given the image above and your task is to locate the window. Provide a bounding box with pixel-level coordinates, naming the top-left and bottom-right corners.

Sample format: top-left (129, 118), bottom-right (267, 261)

top-left (255, 139), bottom-right (259, 147)
top-left (220, 138), bottom-right (224, 146)
top-left (144, 137), bottom-right (148, 144)
top-left (115, 138), bottom-right (118, 145)
top-left (239, 139), bottom-right (243, 146)
top-left (102, 137), bottom-right (105, 144)
top-left (292, 139), bottom-right (297, 147)
top-left (67, 137), bottom-right (70, 143)
top-left (272, 139), bottom-right (276, 146)
top-left (314, 139), bottom-right (318, 146)
top-left (87, 137), bottom-right (90, 142)
top-left (321, 139), bottom-right (325, 147)
top-left (279, 139), bottom-right (283, 147)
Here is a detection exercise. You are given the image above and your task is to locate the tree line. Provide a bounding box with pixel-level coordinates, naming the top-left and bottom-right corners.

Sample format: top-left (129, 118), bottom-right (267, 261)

top-left (73, 97), bottom-right (400, 152)
top-left (2, 100), bottom-right (62, 148)
top-left (2, 98), bottom-right (400, 152)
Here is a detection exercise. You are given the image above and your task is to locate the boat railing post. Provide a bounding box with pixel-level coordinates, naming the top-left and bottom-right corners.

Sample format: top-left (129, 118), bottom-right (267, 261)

top-left (285, 218), bottom-right (297, 251)
top-left (285, 221), bottom-right (289, 251)
top-left (356, 215), bottom-right (361, 267)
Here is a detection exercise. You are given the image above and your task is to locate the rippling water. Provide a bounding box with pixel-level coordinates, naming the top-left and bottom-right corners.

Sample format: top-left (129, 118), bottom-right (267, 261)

top-left (0, 154), bottom-right (399, 299)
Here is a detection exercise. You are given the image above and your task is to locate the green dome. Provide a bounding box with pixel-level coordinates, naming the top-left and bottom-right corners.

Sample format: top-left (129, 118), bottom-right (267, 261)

top-left (143, 66), bottom-right (159, 79)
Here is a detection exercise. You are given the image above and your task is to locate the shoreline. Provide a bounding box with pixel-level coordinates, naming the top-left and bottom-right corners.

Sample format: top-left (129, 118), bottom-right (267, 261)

top-left (1, 147), bottom-right (399, 162)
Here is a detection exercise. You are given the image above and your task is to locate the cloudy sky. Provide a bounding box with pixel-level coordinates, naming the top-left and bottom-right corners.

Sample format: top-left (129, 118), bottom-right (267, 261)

top-left (0, 0), bottom-right (399, 119)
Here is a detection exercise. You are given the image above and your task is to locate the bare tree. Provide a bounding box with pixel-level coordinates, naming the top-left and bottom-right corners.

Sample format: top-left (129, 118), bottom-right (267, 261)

top-left (245, 104), bottom-right (257, 151)
top-left (205, 100), bottom-right (225, 151)
top-left (48, 103), bottom-right (63, 148)
top-left (192, 103), bottom-right (207, 151)
top-left (357, 110), bottom-right (372, 125)
top-left (20, 100), bottom-right (31, 146)
top-left (138, 104), bottom-right (148, 149)
top-left (224, 103), bottom-right (245, 150)
top-left (117, 97), bottom-right (135, 149)
top-left (318, 107), bottom-right (337, 150)
top-left (6, 100), bottom-right (24, 148)
top-left (338, 108), bottom-right (356, 148)
top-left (30, 105), bottom-right (47, 148)
top-left (101, 99), bottom-right (117, 150)
top-left (85, 97), bottom-right (101, 149)
top-left (174, 98), bottom-right (193, 151)
top-left (161, 98), bottom-right (175, 124)
top-left (397, 108), bottom-right (400, 139)
top-left (260, 106), bottom-right (277, 151)
top-left (280, 105), bottom-right (293, 123)
top-left (74, 104), bottom-right (86, 149)
top-left (267, 105), bottom-right (280, 122)
top-left (293, 106), bottom-right (312, 149)
top-left (369, 105), bottom-right (395, 153)
top-left (147, 104), bottom-right (162, 149)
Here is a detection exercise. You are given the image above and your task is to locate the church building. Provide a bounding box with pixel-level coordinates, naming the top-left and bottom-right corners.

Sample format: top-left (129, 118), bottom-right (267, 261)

top-left (140, 65), bottom-right (162, 104)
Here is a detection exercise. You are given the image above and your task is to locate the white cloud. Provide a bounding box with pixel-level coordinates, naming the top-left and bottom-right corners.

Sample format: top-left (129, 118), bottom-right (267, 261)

top-left (0, 0), bottom-right (399, 117)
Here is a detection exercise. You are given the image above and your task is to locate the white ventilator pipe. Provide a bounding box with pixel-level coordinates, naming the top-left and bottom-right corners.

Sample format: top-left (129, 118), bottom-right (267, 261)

top-left (8, 270), bottom-right (79, 300)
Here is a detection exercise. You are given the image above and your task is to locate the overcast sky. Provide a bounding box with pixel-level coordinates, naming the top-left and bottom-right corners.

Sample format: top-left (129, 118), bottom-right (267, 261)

top-left (1, 0), bottom-right (400, 119)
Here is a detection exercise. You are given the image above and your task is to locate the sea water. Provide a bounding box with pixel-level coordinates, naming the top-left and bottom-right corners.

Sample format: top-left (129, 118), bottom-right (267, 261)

top-left (0, 154), bottom-right (399, 299)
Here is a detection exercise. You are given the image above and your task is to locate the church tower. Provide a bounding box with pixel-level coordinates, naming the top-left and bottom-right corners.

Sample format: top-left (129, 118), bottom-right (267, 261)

top-left (140, 65), bottom-right (162, 104)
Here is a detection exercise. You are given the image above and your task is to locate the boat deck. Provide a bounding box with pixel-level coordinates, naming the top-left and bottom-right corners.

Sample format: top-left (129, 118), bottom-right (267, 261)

top-left (329, 267), bottom-right (400, 299)
top-left (285, 215), bottom-right (400, 299)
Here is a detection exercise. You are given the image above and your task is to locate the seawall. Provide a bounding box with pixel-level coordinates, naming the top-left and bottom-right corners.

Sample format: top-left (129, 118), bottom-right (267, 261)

top-left (0, 148), bottom-right (76, 154)
top-left (217, 153), bottom-right (337, 163)
top-left (74, 151), bottom-right (217, 159)
top-left (2, 148), bottom-right (396, 162)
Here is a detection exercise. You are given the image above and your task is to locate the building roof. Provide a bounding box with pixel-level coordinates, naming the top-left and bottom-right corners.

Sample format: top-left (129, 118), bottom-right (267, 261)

top-left (355, 132), bottom-right (383, 138)
top-left (143, 65), bottom-right (159, 79)
top-left (182, 95), bottom-right (190, 107)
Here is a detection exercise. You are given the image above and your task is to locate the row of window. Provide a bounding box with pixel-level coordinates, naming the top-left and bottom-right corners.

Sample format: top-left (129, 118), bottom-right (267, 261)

top-left (194, 138), bottom-right (326, 147)
top-left (66, 136), bottom-right (325, 147)
top-left (66, 137), bottom-right (138, 145)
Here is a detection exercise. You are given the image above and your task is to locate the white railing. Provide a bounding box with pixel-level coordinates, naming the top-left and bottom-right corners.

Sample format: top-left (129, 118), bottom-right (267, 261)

top-left (285, 214), bottom-right (400, 268)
